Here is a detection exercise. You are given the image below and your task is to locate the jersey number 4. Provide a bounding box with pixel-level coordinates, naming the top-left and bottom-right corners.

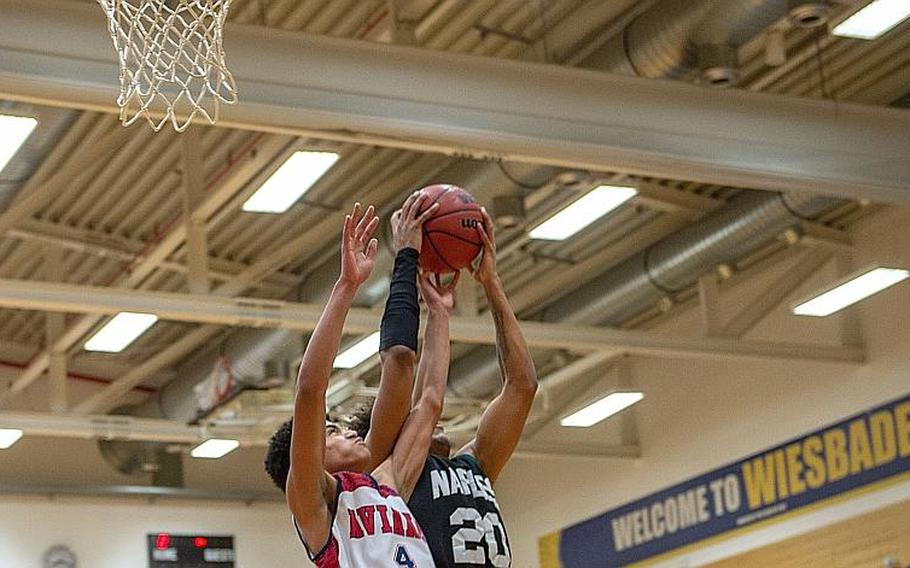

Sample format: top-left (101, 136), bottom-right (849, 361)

top-left (450, 508), bottom-right (511, 567)
top-left (395, 545), bottom-right (416, 568)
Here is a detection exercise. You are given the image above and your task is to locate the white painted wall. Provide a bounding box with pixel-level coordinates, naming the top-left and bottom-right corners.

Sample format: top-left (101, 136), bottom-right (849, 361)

top-left (0, 495), bottom-right (306, 568)
top-left (495, 205), bottom-right (910, 567)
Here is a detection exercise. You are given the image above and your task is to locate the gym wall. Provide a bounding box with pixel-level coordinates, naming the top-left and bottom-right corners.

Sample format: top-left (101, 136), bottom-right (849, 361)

top-left (496, 205), bottom-right (910, 567)
top-left (0, 496), bottom-right (303, 567)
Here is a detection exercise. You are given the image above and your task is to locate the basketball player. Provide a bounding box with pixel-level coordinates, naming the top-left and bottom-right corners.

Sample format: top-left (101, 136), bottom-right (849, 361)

top-left (348, 208), bottom-right (538, 567)
top-left (264, 196), bottom-right (456, 567)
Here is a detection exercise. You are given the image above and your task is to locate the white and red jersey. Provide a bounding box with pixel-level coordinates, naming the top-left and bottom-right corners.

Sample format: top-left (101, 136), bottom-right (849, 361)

top-left (296, 471), bottom-right (435, 568)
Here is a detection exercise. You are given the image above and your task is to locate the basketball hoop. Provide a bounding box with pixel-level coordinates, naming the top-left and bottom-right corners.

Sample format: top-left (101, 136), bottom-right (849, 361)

top-left (96, 0), bottom-right (238, 132)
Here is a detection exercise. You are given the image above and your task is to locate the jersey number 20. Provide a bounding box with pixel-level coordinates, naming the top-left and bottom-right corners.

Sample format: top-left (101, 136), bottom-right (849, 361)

top-left (450, 508), bottom-right (511, 567)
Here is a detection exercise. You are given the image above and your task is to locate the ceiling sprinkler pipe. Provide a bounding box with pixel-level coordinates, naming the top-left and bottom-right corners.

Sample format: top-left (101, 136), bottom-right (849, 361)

top-left (788, 1), bottom-right (832, 28)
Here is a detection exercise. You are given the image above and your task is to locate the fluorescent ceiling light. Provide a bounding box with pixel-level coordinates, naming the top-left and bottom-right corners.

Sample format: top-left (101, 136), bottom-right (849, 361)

top-left (0, 115), bottom-right (38, 173)
top-left (333, 331), bottom-right (381, 369)
top-left (0, 428), bottom-right (24, 449)
top-left (832, 0), bottom-right (910, 39)
top-left (529, 185), bottom-right (637, 241)
top-left (793, 267), bottom-right (908, 317)
top-left (84, 312), bottom-right (158, 352)
top-left (561, 391), bottom-right (644, 428)
top-left (191, 439), bottom-right (240, 459)
top-left (242, 151), bottom-right (340, 213)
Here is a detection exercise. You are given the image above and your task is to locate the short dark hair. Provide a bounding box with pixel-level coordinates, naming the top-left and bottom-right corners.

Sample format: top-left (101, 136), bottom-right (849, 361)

top-left (264, 418), bottom-right (292, 492)
top-left (345, 401), bottom-right (374, 440)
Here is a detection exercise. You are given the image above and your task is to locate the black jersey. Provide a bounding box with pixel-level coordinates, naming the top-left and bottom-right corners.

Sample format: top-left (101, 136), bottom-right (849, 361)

top-left (407, 453), bottom-right (511, 567)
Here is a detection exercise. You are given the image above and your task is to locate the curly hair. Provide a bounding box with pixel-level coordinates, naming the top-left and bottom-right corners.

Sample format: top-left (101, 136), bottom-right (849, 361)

top-left (264, 418), bottom-right (292, 492)
top-left (344, 401), bottom-right (374, 440)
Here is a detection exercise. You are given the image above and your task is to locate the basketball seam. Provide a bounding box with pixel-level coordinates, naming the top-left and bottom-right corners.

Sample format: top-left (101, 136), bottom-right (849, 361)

top-left (423, 228), bottom-right (460, 273)
top-left (419, 186), bottom-right (453, 214)
top-left (424, 230), bottom-right (483, 247)
top-left (422, 208), bottom-right (483, 223)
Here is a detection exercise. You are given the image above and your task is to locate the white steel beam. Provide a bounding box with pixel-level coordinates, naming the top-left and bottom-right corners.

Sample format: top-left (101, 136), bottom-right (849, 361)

top-left (43, 246), bottom-right (67, 413)
top-left (525, 352), bottom-right (620, 439)
top-left (634, 182), bottom-right (724, 220)
top-left (0, 125), bottom-right (132, 237)
top-left (11, 218), bottom-right (299, 290)
top-left (508, 216), bottom-right (692, 313)
top-left (722, 250), bottom-right (833, 338)
top-left (0, 410), bottom-right (264, 445)
top-left (8, 134), bottom-right (291, 398)
top-left (1, 0), bottom-right (910, 202)
top-left (698, 274), bottom-right (723, 337)
top-left (72, 326), bottom-right (221, 415)
top-left (797, 222), bottom-right (854, 254)
top-left (181, 127), bottom-right (210, 294)
top-left (0, 279), bottom-right (864, 365)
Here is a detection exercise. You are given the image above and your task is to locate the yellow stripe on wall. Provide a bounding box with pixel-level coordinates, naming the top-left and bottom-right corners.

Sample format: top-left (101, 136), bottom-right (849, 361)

top-left (631, 470), bottom-right (910, 567)
top-left (538, 531), bottom-right (563, 568)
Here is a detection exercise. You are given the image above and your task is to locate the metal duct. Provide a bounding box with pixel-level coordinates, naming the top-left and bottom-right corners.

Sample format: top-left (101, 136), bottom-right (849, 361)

top-left (446, 0), bottom-right (832, 398)
top-left (151, 161), bottom-right (554, 422)
top-left (154, 327), bottom-right (302, 422)
top-left (580, 0), bottom-right (788, 82)
top-left (449, 191), bottom-right (840, 398)
top-left (545, 191), bottom-right (836, 324)
top-left (0, 102), bottom-right (77, 212)
top-left (150, 1), bottom-right (829, 416)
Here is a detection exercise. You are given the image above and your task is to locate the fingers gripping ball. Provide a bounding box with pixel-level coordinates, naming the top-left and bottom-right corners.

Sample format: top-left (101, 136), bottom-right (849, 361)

top-left (416, 184), bottom-right (484, 273)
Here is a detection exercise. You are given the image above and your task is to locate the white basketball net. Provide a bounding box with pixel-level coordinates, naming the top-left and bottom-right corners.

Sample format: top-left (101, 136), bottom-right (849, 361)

top-left (97, 0), bottom-right (237, 132)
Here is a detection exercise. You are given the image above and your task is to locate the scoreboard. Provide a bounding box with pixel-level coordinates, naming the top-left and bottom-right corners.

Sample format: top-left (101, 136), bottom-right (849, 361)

top-left (147, 534), bottom-right (235, 567)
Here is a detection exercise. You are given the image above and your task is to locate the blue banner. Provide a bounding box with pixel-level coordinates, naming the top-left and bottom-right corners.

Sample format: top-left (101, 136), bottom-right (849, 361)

top-left (540, 393), bottom-right (910, 567)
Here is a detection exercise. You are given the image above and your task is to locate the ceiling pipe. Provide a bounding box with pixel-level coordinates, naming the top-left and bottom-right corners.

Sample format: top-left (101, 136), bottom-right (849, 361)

top-left (150, 160), bottom-right (555, 423)
top-left (579, 0), bottom-right (806, 87)
top-left (3, 0), bottom-right (908, 200)
top-left (444, 0), bottom-right (843, 397)
top-left (149, 0), bottom-right (844, 419)
top-left (448, 192), bottom-right (842, 399)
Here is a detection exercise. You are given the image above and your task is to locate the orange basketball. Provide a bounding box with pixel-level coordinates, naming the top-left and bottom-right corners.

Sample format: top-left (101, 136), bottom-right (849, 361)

top-left (417, 184), bottom-right (484, 274)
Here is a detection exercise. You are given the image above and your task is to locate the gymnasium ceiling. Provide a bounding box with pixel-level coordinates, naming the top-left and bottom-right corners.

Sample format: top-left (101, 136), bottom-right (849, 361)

top-left (0, 0), bottom-right (909, 480)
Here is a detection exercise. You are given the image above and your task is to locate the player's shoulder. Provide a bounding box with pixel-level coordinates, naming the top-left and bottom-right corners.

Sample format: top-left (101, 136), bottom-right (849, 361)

top-left (450, 451), bottom-right (486, 474)
top-left (336, 470), bottom-right (398, 498)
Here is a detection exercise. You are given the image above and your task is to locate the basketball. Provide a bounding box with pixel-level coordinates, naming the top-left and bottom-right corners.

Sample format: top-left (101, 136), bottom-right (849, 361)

top-left (417, 184), bottom-right (484, 274)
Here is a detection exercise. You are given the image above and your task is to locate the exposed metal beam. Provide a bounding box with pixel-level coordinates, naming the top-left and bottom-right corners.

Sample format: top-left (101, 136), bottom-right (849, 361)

top-left (7, 133), bottom-right (291, 399)
top-left (722, 250), bottom-right (833, 338)
top-left (507, 216), bottom-right (692, 314)
top-left (698, 274), bottom-right (723, 337)
top-left (0, 409), bottom-right (262, 445)
top-left (0, 279), bottom-right (865, 365)
top-left (43, 245), bottom-right (67, 413)
top-left (182, 127), bottom-right (210, 294)
top-left (525, 352), bottom-right (619, 439)
top-left (797, 221), bottom-right (854, 254)
top-left (2, 0), bottom-right (910, 202)
top-left (0, 124), bottom-right (132, 237)
top-left (634, 182), bottom-right (724, 220)
top-left (72, 326), bottom-right (222, 415)
top-left (11, 218), bottom-right (299, 290)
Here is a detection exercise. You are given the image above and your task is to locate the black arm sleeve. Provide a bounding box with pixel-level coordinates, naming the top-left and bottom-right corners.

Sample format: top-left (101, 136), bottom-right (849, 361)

top-left (379, 247), bottom-right (420, 352)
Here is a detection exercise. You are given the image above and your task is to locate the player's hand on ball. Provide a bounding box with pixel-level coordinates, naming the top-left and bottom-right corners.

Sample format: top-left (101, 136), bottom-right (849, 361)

top-left (472, 207), bottom-right (497, 285)
top-left (340, 202), bottom-right (380, 286)
top-left (391, 190), bottom-right (439, 252)
top-left (419, 271), bottom-right (458, 315)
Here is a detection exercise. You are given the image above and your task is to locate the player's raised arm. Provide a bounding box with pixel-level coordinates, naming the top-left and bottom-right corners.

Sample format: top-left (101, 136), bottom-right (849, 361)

top-left (285, 203), bottom-right (379, 549)
top-left (458, 207), bottom-right (538, 483)
top-left (375, 271), bottom-right (458, 501)
top-left (365, 191), bottom-right (439, 470)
